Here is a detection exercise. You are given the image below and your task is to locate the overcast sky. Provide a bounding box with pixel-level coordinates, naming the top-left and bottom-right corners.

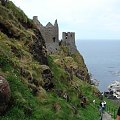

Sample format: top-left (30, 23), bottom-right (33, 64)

top-left (11, 0), bottom-right (120, 40)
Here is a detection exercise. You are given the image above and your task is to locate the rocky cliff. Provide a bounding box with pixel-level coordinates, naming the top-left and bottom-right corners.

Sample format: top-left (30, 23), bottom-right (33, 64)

top-left (0, 1), bottom-right (104, 120)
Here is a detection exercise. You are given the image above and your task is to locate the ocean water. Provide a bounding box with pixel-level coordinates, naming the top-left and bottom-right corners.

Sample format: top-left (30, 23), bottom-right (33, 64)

top-left (76, 40), bottom-right (120, 92)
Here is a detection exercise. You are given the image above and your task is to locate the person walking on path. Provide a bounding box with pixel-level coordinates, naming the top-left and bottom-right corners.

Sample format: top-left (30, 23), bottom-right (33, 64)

top-left (100, 101), bottom-right (105, 112)
top-left (99, 101), bottom-right (107, 120)
top-left (99, 101), bottom-right (103, 120)
top-left (103, 101), bottom-right (106, 110)
top-left (116, 107), bottom-right (120, 120)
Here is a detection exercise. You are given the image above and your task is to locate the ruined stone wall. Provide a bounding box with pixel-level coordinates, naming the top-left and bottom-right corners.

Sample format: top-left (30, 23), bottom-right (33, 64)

top-left (62, 32), bottom-right (77, 54)
top-left (33, 16), bottom-right (77, 55)
top-left (33, 16), bottom-right (59, 54)
top-left (33, 16), bottom-right (46, 41)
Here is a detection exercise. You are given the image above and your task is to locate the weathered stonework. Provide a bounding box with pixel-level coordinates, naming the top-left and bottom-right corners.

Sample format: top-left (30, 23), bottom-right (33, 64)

top-left (33, 16), bottom-right (77, 54)
top-left (33, 16), bottom-right (59, 54)
top-left (62, 32), bottom-right (77, 54)
top-left (0, 76), bottom-right (11, 114)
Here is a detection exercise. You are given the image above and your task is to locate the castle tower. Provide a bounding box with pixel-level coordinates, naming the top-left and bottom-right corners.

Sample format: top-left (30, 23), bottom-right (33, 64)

top-left (62, 32), bottom-right (77, 54)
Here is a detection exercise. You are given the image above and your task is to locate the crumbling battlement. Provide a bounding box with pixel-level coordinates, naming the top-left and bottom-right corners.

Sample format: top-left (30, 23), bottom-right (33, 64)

top-left (33, 16), bottom-right (77, 54)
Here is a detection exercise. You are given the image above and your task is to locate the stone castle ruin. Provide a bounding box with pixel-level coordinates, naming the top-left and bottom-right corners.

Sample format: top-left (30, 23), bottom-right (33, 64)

top-left (33, 16), bottom-right (77, 54)
top-left (62, 32), bottom-right (77, 54)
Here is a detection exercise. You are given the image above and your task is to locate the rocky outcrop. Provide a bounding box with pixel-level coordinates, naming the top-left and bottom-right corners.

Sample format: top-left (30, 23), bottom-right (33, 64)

top-left (0, 0), bottom-right (8, 6)
top-left (30, 29), bottom-right (48, 65)
top-left (0, 76), bottom-right (11, 114)
top-left (64, 64), bottom-right (90, 82)
top-left (106, 81), bottom-right (120, 99)
top-left (53, 102), bottom-right (61, 112)
top-left (41, 65), bottom-right (54, 91)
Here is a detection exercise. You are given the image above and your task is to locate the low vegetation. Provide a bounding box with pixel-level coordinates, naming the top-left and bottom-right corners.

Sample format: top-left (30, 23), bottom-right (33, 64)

top-left (0, 1), bottom-right (117, 120)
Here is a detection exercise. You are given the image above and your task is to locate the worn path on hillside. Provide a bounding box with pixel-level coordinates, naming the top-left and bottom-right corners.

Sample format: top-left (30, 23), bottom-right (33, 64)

top-left (101, 112), bottom-right (114, 120)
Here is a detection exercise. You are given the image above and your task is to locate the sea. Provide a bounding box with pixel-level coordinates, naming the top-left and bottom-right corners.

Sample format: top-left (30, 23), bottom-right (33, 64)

top-left (76, 40), bottom-right (120, 92)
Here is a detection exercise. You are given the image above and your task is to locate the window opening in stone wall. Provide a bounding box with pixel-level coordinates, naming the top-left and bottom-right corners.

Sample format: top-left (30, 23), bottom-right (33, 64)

top-left (71, 34), bottom-right (72, 37)
top-left (53, 37), bottom-right (56, 42)
top-left (65, 33), bottom-right (68, 39)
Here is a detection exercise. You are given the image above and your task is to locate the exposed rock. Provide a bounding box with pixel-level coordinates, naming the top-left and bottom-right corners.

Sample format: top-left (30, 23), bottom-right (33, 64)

top-left (0, 76), bottom-right (11, 114)
top-left (36, 86), bottom-right (47, 99)
top-left (64, 65), bottom-right (87, 81)
top-left (30, 29), bottom-right (48, 65)
top-left (28, 84), bottom-right (47, 99)
top-left (53, 102), bottom-right (61, 112)
top-left (80, 96), bottom-right (89, 108)
top-left (54, 56), bottom-right (90, 82)
top-left (40, 65), bottom-right (50, 72)
top-left (28, 84), bottom-right (38, 96)
top-left (106, 81), bottom-right (120, 99)
top-left (55, 89), bottom-right (70, 101)
top-left (32, 78), bottom-right (41, 87)
top-left (41, 65), bottom-right (54, 91)
top-left (74, 69), bottom-right (84, 80)
top-left (0, 0), bottom-right (8, 6)
top-left (64, 65), bottom-right (73, 81)
top-left (92, 89), bottom-right (101, 97)
top-left (20, 67), bottom-right (30, 78)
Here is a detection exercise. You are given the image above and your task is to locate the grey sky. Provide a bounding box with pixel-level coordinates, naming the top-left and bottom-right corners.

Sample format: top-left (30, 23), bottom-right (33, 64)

top-left (11, 0), bottom-right (120, 40)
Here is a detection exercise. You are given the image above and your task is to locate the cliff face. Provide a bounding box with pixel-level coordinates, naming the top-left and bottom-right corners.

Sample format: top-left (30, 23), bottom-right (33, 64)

top-left (33, 16), bottom-right (90, 82)
top-left (0, 1), bottom-right (100, 120)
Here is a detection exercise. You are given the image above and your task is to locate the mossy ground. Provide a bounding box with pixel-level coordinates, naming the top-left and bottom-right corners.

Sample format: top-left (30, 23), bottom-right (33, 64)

top-left (0, 1), bottom-right (117, 120)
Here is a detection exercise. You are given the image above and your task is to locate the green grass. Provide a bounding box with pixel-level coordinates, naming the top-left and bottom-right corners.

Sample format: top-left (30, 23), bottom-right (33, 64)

top-left (0, 72), bottom-right (38, 120)
top-left (0, 1), bottom-right (117, 120)
top-left (0, 45), bottom-right (116, 120)
top-left (48, 56), bottom-right (100, 119)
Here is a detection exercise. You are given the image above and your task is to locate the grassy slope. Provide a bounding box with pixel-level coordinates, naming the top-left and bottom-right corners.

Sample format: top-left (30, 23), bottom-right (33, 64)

top-left (0, 1), bottom-right (117, 120)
